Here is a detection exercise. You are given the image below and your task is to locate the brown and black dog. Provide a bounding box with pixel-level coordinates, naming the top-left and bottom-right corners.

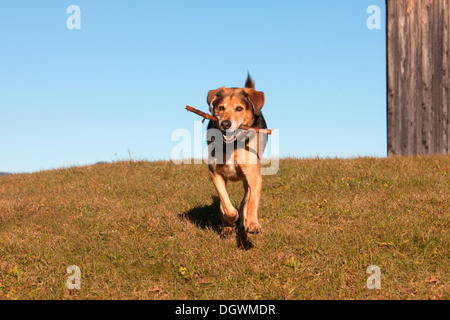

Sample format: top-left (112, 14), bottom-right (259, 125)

top-left (206, 74), bottom-right (268, 237)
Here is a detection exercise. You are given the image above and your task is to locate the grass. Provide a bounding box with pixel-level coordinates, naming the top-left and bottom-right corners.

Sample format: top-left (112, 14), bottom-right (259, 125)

top-left (0, 156), bottom-right (448, 300)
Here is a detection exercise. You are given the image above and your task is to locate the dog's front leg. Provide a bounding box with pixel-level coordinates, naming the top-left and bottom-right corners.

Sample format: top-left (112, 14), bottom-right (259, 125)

top-left (242, 166), bottom-right (263, 234)
top-left (209, 171), bottom-right (238, 236)
top-left (238, 179), bottom-right (250, 230)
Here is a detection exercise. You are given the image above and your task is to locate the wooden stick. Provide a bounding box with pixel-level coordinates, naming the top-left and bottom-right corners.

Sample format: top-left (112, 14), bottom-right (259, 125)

top-left (186, 106), bottom-right (272, 135)
top-left (186, 105), bottom-right (218, 122)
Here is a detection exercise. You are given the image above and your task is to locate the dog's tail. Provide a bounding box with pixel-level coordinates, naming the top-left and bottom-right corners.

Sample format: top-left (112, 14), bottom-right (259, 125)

top-left (245, 72), bottom-right (255, 89)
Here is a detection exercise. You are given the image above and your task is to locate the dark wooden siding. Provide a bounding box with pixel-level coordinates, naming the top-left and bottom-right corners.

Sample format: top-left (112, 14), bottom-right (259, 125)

top-left (387, 0), bottom-right (449, 155)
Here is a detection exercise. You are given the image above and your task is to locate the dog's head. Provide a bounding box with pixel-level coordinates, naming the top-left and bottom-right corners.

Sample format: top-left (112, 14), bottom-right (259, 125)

top-left (207, 74), bottom-right (265, 143)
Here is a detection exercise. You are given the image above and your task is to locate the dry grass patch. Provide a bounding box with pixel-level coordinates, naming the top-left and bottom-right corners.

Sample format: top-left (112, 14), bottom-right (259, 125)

top-left (0, 156), bottom-right (448, 299)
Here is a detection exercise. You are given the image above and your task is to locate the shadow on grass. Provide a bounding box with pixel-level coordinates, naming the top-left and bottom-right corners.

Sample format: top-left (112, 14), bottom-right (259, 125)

top-left (180, 196), bottom-right (253, 250)
top-left (181, 197), bottom-right (222, 233)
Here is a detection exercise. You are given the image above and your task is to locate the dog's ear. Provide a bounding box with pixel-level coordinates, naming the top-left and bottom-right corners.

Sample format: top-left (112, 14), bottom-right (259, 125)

top-left (207, 88), bottom-right (223, 113)
top-left (243, 88), bottom-right (265, 116)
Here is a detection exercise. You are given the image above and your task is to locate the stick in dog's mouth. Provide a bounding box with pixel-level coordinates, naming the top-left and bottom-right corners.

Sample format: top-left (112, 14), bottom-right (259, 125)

top-left (185, 106), bottom-right (273, 135)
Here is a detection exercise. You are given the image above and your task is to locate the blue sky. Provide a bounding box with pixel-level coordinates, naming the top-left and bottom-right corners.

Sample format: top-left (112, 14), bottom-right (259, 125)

top-left (0, 0), bottom-right (386, 173)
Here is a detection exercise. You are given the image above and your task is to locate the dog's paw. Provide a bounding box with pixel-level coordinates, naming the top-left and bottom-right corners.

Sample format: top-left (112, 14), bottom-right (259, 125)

top-left (221, 226), bottom-right (236, 239)
top-left (224, 210), bottom-right (239, 225)
top-left (245, 222), bottom-right (262, 234)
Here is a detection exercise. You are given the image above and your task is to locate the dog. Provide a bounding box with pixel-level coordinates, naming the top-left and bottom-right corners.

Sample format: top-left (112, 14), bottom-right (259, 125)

top-left (206, 74), bottom-right (268, 237)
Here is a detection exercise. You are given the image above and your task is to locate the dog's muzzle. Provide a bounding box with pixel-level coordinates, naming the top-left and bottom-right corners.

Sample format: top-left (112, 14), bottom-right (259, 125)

top-left (219, 120), bottom-right (244, 143)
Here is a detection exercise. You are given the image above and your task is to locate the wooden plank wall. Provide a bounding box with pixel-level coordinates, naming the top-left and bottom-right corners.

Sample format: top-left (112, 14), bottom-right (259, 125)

top-left (387, 0), bottom-right (449, 156)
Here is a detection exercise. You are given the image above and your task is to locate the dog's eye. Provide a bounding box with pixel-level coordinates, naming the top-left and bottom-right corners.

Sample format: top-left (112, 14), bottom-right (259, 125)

top-left (235, 106), bottom-right (244, 112)
top-left (218, 106), bottom-right (225, 111)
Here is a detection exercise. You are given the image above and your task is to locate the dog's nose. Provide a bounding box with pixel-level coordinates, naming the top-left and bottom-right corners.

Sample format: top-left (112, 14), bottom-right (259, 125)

top-left (221, 120), bottom-right (232, 130)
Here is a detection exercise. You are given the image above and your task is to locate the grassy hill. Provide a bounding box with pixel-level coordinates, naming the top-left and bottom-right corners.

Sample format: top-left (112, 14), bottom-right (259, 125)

top-left (0, 156), bottom-right (448, 300)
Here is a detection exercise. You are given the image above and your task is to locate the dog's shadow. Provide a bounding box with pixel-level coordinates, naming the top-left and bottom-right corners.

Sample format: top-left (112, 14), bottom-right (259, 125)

top-left (181, 196), bottom-right (222, 233)
top-left (180, 196), bottom-right (253, 250)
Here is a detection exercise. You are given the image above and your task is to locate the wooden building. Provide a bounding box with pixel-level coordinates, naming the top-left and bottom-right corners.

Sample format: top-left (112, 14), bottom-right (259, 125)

top-left (387, 0), bottom-right (449, 155)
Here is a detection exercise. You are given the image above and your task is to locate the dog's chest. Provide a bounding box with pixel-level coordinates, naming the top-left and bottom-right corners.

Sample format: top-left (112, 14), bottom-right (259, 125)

top-left (211, 163), bottom-right (243, 181)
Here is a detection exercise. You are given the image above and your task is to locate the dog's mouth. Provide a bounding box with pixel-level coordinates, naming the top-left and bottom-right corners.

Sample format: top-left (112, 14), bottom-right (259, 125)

top-left (222, 130), bottom-right (242, 143)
